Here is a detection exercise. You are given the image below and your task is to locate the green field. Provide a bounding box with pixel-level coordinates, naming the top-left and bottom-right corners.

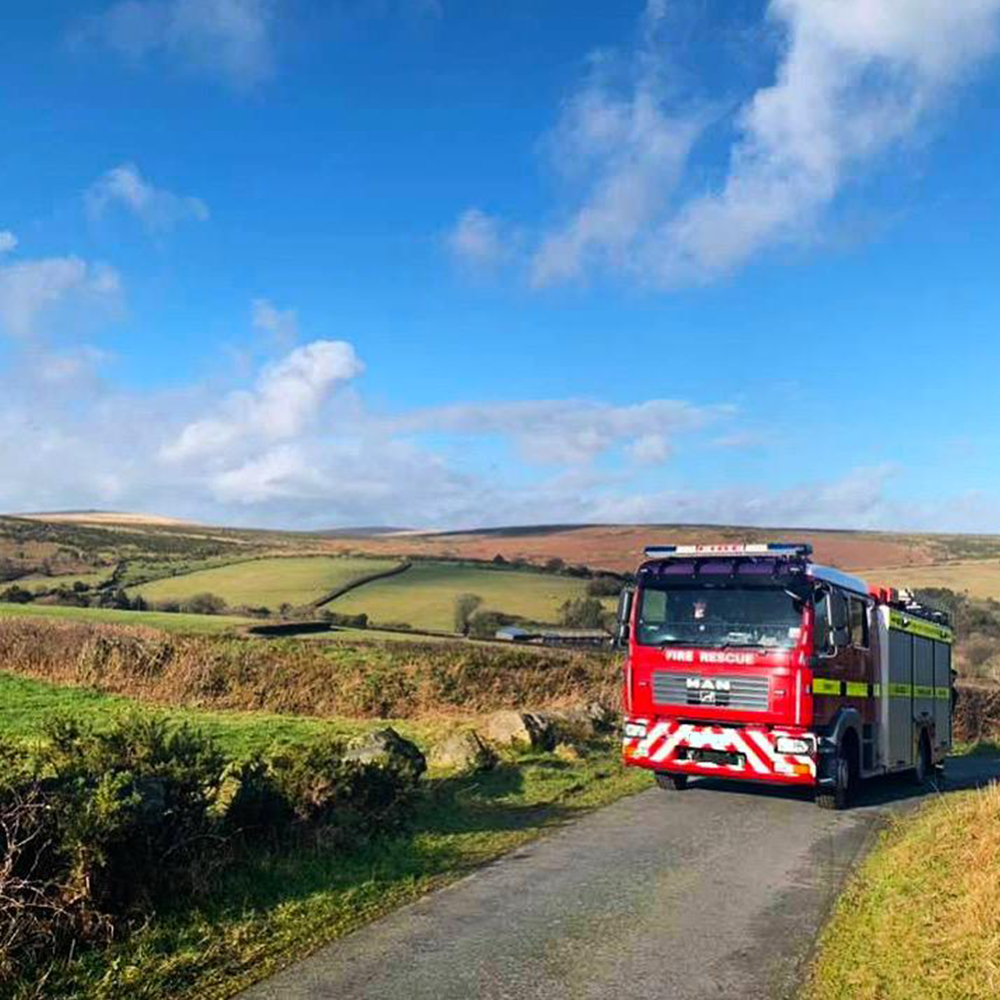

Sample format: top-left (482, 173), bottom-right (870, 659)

top-left (328, 561), bottom-right (602, 632)
top-left (131, 555), bottom-right (401, 609)
top-left (0, 601), bottom-right (248, 635)
top-left (0, 671), bottom-right (448, 757)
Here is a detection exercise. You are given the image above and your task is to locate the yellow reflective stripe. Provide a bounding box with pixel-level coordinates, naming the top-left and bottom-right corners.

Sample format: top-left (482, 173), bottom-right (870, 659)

top-left (813, 678), bottom-right (842, 695)
top-left (889, 610), bottom-right (953, 644)
top-left (845, 681), bottom-right (869, 698)
top-left (935, 686), bottom-right (951, 700)
top-left (872, 683), bottom-right (882, 697)
top-left (914, 685), bottom-right (935, 699)
top-left (888, 682), bottom-right (912, 697)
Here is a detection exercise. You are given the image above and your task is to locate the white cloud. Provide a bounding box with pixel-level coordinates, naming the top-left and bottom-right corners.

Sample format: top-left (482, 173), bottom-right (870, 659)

top-left (654, 0), bottom-right (1000, 283)
top-left (447, 209), bottom-right (508, 269)
top-left (0, 321), bottom-right (995, 531)
top-left (86, 163), bottom-right (209, 232)
top-left (471, 0), bottom-right (1000, 287)
top-left (251, 298), bottom-right (298, 346)
top-left (0, 255), bottom-right (121, 339)
top-left (531, 4), bottom-right (703, 286)
top-left (0, 232), bottom-right (17, 254)
top-left (386, 398), bottom-right (729, 466)
top-left (162, 339), bottom-right (363, 462)
top-left (76, 0), bottom-right (277, 90)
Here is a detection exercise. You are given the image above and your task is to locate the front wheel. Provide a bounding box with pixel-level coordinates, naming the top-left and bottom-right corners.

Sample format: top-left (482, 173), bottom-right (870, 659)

top-left (817, 755), bottom-right (851, 810)
top-left (655, 771), bottom-right (688, 791)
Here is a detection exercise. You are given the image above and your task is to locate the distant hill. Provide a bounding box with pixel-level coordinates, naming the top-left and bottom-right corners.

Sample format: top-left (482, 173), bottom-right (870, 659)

top-left (15, 510), bottom-right (196, 527)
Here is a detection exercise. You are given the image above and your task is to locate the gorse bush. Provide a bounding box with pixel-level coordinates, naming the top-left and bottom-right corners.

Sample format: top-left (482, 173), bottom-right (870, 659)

top-left (0, 714), bottom-right (423, 987)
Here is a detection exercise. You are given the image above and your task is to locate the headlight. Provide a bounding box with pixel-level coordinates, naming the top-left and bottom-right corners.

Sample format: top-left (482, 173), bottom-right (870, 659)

top-left (775, 735), bottom-right (813, 755)
top-left (623, 721), bottom-right (648, 739)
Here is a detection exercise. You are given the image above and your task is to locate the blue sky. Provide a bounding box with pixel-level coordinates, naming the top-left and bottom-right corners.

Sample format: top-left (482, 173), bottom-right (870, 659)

top-left (2, 0), bottom-right (1000, 530)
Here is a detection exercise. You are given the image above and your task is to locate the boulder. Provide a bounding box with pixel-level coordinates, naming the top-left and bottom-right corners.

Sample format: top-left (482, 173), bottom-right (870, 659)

top-left (344, 727), bottom-right (427, 784)
top-left (428, 730), bottom-right (497, 772)
top-left (548, 701), bottom-right (616, 739)
top-left (483, 710), bottom-right (555, 750)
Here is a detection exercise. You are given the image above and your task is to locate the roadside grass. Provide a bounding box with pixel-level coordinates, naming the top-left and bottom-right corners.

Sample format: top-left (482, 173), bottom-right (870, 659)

top-left (0, 671), bottom-right (456, 757)
top-left (2, 673), bottom-right (647, 1000)
top-left (328, 560), bottom-right (606, 632)
top-left (130, 555), bottom-right (401, 609)
top-left (807, 761), bottom-right (1000, 1000)
top-left (0, 601), bottom-right (248, 635)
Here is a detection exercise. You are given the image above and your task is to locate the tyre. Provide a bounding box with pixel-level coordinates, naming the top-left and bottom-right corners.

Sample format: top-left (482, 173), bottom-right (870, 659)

top-left (913, 732), bottom-right (931, 786)
top-left (655, 771), bottom-right (688, 791)
top-left (817, 754), bottom-right (851, 810)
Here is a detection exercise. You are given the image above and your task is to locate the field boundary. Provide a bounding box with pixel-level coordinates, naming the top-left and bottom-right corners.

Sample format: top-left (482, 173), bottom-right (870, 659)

top-left (312, 560), bottom-right (412, 609)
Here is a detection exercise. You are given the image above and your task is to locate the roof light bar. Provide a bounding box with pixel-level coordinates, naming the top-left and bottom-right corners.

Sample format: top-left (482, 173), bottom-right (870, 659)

top-left (643, 542), bottom-right (813, 559)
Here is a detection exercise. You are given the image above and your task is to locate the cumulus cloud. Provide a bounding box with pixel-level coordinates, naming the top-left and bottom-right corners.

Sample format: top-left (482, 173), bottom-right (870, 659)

top-left (462, 0), bottom-right (1000, 287)
top-left (75, 0), bottom-right (278, 90)
top-left (86, 163), bottom-right (209, 232)
top-left (162, 339), bottom-right (363, 463)
top-left (0, 232), bottom-right (17, 254)
top-left (251, 298), bottom-right (298, 346)
top-left (0, 254), bottom-right (121, 339)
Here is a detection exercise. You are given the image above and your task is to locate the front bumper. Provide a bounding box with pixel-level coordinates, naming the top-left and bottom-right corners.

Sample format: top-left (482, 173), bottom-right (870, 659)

top-left (622, 717), bottom-right (817, 786)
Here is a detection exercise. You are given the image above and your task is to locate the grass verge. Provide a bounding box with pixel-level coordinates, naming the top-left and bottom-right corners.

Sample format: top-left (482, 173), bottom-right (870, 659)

top-left (807, 774), bottom-right (1000, 1000)
top-left (4, 673), bottom-right (646, 1000)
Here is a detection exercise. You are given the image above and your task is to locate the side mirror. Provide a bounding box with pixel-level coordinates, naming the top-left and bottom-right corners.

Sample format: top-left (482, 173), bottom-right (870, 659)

top-left (615, 586), bottom-right (635, 648)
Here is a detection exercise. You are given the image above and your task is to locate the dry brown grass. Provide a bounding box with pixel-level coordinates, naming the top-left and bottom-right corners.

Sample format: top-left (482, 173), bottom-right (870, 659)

top-left (0, 618), bottom-right (620, 721)
top-left (318, 525), bottom-right (943, 573)
top-left (809, 782), bottom-right (1000, 1000)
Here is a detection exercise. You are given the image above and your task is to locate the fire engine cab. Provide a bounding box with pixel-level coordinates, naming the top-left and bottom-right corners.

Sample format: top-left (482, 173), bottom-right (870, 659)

top-left (618, 543), bottom-right (954, 809)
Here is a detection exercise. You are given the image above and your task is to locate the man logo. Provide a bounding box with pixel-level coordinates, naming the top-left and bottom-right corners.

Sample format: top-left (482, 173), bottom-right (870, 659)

top-left (686, 677), bottom-right (731, 705)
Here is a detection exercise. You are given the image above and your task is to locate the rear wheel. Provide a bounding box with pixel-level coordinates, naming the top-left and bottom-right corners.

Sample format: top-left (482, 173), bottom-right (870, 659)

top-left (655, 771), bottom-right (688, 791)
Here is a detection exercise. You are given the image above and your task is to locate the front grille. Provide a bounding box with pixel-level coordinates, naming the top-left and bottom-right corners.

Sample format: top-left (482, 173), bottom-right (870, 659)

top-left (652, 672), bottom-right (770, 712)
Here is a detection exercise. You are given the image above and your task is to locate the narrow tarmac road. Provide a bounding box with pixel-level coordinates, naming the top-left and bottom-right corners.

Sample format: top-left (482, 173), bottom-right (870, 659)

top-left (243, 756), bottom-right (1000, 1000)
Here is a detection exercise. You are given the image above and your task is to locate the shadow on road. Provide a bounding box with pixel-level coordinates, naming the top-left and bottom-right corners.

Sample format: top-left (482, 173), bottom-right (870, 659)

top-left (676, 748), bottom-right (1000, 810)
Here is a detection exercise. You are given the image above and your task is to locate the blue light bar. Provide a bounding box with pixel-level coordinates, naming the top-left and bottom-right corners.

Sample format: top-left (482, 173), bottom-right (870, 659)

top-left (643, 542), bottom-right (813, 559)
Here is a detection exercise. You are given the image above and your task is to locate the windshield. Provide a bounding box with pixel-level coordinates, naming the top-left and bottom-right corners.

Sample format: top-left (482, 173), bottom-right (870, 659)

top-left (636, 585), bottom-right (804, 648)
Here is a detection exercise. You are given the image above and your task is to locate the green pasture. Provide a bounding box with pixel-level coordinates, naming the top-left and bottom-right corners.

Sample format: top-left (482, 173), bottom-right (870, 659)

top-left (328, 560), bottom-right (599, 632)
top-left (131, 555), bottom-right (400, 609)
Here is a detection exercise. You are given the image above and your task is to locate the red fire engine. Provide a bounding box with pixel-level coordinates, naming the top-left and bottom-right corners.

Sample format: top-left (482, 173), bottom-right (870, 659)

top-left (618, 543), bottom-right (954, 809)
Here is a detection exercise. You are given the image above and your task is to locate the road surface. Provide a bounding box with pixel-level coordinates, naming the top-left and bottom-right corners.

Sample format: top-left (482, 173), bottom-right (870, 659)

top-left (242, 755), bottom-right (1000, 1000)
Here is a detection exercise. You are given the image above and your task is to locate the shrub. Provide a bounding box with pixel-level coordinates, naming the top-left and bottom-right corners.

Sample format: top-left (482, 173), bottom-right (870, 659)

top-left (320, 611), bottom-right (369, 629)
top-left (453, 593), bottom-right (483, 635)
top-left (182, 592), bottom-right (228, 616)
top-left (0, 585), bottom-right (33, 604)
top-left (558, 597), bottom-right (608, 630)
top-left (586, 576), bottom-right (623, 598)
top-left (0, 714), bottom-right (422, 986)
top-left (467, 609), bottom-right (520, 639)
